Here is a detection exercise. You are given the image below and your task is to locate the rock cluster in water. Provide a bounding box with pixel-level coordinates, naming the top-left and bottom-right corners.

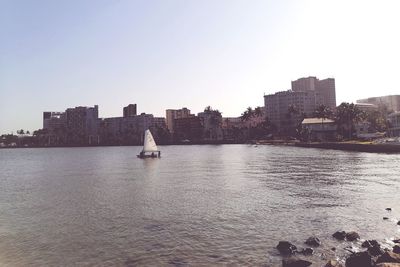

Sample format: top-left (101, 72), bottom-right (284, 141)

top-left (275, 208), bottom-right (400, 267)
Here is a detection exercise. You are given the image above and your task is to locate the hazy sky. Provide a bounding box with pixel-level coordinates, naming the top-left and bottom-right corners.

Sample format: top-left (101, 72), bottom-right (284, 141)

top-left (1, 0), bottom-right (400, 133)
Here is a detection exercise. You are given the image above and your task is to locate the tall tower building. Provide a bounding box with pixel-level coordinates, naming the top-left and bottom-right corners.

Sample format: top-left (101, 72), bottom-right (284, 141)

top-left (123, 104), bottom-right (137, 117)
top-left (264, 76), bottom-right (336, 131)
top-left (166, 108), bottom-right (192, 134)
top-left (291, 76), bottom-right (336, 109)
top-left (65, 105), bottom-right (99, 145)
top-left (315, 78), bottom-right (336, 109)
top-left (291, 76), bottom-right (317, 92)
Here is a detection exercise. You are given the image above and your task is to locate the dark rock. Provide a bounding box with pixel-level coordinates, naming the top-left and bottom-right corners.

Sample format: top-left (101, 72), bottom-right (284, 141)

top-left (345, 231), bottom-right (360, 241)
top-left (387, 208), bottom-right (392, 211)
top-left (393, 245), bottom-right (400, 254)
top-left (305, 236), bottom-right (321, 247)
top-left (361, 239), bottom-right (383, 256)
top-left (277, 241), bottom-right (297, 255)
top-left (384, 217), bottom-right (390, 220)
top-left (333, 231), bottom-right (347, 240)
top-left (299, 248), bottom-right (314, 255)
top-left (362, 240), bottom-right (380, 248)
top-left (345, 251), bottom-right (373, 267)
top-left (368, 245), bottom-right (385, 256)
top-left (282, 257), bottom-right (312, 267)
top-left (398, 221), bottom-right (400, 226)
top-left (393, 239), bottom-right (400, 244)
top-left (325, 259), bottom-right (344, 267)
top-left (376, 252), bottom-right (400, 263)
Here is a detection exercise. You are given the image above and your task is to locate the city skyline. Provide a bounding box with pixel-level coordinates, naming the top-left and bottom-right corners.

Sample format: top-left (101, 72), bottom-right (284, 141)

top-left (2, 0), bottom-right (400, 133)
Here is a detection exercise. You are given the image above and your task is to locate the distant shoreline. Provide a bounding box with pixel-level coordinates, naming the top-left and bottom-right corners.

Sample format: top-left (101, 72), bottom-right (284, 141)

top-left (0, 140), bottom-right (245, 149)
top-left (293, 141), bottom-right (400, 153)
top-left (2, 141), bottom-right (400, 153)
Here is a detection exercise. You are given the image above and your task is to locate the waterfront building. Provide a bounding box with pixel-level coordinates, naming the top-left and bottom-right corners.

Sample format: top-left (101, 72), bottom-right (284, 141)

top-left (264, 76), bottom-right (336, 132)
top-left (42, 111), bottom-right (67, 145)
top-left (221, 117), bottom-right (246, 141)
top-left (65, 105), bottom-right (99, 145)
top-left (123, 104), bottom-right (137, 117)
top-left (388, 112), bottom-right (400, 137)
top-left (198, 108), bottom-right (223, 141)
top-left (301, 118), bottom-right (336, 141)
top-left (166, 108), bottom-right (193, 134)
top-left (355, 103), bottom-right (379, 113)
top-left (264, 90), bottom-right (317, 131)
top-left (357, 95), bottom-right (400, 113)
top-left (291, 76), bottom-right (336, 109)
top-left (43, 111), bottom-right (66, 132)
top-left (98, 111), bottom-right (167, 145)
top-left (222, 117), bottom-right (244, 129)
top-left (40, 104), bottom-right (167, 146)
top-left (174, 116), bottom-right (203, 142)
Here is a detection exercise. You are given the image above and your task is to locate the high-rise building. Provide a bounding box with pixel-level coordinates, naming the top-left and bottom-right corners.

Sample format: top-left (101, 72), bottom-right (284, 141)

top-left (123, 104), bottom-right (137, 117)
top-left (166, 108), bottom-right (192, 134)
top-left (98, 112), bottom-right (167, 145)
top-left (264, 76), bottom-right (336, 131)
top-left (173, 116), bottom-right (203, 141)
top-left (291, 76), bottom-right (336, 109)
top-left (65, 105), bottom-right (99, 145)
top-left (291, 77), bottom-right (317, 92)
top-left (43, 111), bottom-right (66, 131)
top-left (315, 78), bottom-right (336, 109)
top-left (264, 90), bottom-right (317, 130)
top-left (198, 109), bottom-right (223, 141)
top-left (357, 95), bottom-right (400, 113)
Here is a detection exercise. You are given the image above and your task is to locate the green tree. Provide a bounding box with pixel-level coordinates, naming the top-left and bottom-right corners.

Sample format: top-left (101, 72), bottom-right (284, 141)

top-left (283, 105), bottom-right (303, 137)
top-left (335, 102), bottom-right (365, 139)
top-left (254, 106), bottom-right (263, 118)
top-left (313, 104), bottom-right (333, 119)
top-left (203, 106), bottom-right (223, 140)
top-left (240, 107), bottom-right (254, 122)
top-left (364, 110), bottom-right (389, 132)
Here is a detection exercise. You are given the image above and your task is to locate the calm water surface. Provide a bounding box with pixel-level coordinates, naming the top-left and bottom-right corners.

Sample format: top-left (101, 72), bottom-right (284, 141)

top-left (1, 145), bottom-right (400, 266)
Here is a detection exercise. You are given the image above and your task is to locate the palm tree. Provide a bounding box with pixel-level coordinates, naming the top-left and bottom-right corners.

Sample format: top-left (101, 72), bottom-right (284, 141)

top-left (313, 105), bottom-right (333, 135)
top-left (204, 106), bottom-right (212, 112)
top-left (313, 104), bottom-right (333, 119)
top-left (203, 106), bottom-right (222, 140)
top-left (364, 109), bottom-right (389, 132)
top-left (241, 107), bottom-right (254, 122)
top-left (254, 106), bottom-right (263, 117)
top-left (284, 105), bottom-right (302, 137)
top-left (335, 102), bottom-right (365, 139)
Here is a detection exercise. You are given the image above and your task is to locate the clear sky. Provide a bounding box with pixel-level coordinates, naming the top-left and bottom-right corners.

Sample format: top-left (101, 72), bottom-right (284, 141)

top-left (1, 0), bottom-right (400, 134)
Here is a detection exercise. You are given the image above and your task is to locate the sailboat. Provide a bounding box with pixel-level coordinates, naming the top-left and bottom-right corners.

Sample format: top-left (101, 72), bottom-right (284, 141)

top-left (137, 129), bottom-right (161, 158)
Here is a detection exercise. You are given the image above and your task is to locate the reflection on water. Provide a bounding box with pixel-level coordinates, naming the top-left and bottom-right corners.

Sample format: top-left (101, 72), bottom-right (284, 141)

top-left (1, 145), bottom-right (400, 266)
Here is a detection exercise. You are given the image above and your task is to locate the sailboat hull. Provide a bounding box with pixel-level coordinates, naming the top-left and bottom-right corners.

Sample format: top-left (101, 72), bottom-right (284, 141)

top-left (137, 150), bottom-right (161, 159)
top-left (137, 153), bottom-right (160, 159)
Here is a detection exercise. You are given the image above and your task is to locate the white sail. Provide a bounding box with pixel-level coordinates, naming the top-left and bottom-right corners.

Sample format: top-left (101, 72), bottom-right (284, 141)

top-left (143, 129), bottom-right (158, 152)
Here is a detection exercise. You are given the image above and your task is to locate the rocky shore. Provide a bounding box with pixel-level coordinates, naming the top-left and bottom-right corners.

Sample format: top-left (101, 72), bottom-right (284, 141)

top-left (275, 208), bottom-right (400, 267)
top-left (294, 142), bottom-right (400, 153)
